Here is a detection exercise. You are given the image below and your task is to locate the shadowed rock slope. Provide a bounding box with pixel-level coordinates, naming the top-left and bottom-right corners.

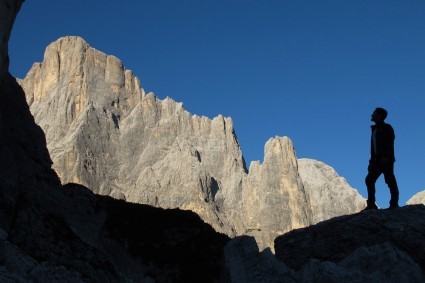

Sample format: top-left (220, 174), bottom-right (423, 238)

top-left (0, 51), bottom-right (230, 282)
top-left (223, 206), bottom-right (425, 283)
top-left (1, 2), bottom-right (230, 282)
top-left (272, 205), bottom-right (425, 282)
top-left (20, 35), bottom-right (366, 250)
top-left (2, 181), bottom-right (230, 282)
top-left (2, 2), bottom-right (425, 282)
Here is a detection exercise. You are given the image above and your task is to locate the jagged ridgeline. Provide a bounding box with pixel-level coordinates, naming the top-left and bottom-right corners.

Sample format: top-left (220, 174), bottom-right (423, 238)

top-left (20, 36), bottom-right (365, 250)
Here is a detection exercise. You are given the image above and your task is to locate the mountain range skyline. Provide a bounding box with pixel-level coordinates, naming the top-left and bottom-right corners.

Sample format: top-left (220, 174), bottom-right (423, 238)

top-left (3, 1), bottom-right (425, 281)
top-left (9, 0), bottom-right (425, 207)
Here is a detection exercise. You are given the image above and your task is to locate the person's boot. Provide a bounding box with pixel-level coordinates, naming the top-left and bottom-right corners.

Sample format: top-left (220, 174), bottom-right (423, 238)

top-left (363, 200), bottom-right (378, 211)
top-left (389, 199), bottom-right (399, 210)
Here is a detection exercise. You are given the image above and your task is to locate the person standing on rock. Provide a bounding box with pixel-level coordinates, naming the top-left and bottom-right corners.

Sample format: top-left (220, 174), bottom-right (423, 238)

top-left (364, 107), bottom-right (399, 210)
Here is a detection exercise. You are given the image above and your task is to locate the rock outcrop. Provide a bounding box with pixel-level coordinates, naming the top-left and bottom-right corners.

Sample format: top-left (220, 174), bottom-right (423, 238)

top-left (20, 36), bottom-right (246, 237)
top-left (1, 3), bottom-right (230, 282)
top-left (407, 190), bottom-right (425, 205)
top-left (225, 206), bottom-right (425, 283)
top-left (2, 182), bottom-right (230, 282)
top-left (273, 205), bottom-right (425, 282)
top-left (241, 137), bottom-right (311, 250)
top-left (224, 236), bottom-right (298, 283)
top-left (225, 205), bottom-right (425, 283)
top-left (3, 2), bottom-right (425, 282)
top-left (20, 36), bottom-right (366, 249)
top-left (298, 159), bottom-right (366, 223)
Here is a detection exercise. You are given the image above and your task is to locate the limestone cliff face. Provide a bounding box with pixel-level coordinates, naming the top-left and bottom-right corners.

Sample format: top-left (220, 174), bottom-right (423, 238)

top-left (20, 36), bottom-right (366, 249)
top-left (241, 137), bottom-right (311, 250)
top-left (407, 191), bottom-right (425, 205)
top-left (1, 8), bottom-right (229, 281)
top-left (21, 36), bottom-right (245, 236)
top-left (298, 159), bottom-right (366, 224)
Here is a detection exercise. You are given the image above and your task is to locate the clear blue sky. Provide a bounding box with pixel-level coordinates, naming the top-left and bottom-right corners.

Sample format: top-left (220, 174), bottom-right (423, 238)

top-left (9, 0), bottom-right (425, 207)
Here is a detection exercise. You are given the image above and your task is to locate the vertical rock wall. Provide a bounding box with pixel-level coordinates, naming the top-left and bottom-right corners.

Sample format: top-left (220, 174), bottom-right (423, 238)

top-left (20, 36), bottom-right (365, 249)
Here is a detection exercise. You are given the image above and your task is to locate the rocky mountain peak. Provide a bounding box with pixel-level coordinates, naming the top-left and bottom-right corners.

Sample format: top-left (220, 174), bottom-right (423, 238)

top-left (263, 136), bottom-right (297, 166)
top-left (20, 36), bottom-right (366, 250)
top-left (23, 36), bottom-right (144, 122)
top-left (4, 2), bottom-right (425, 282)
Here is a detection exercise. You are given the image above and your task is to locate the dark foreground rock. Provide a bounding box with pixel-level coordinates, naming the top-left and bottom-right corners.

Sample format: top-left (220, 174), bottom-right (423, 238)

top-left (274, 205), bottom-right (425, 282)
top-left (3, 1), bottom-right (425, 282)
top-left (1, 181), bottom-right (230, 282)
top-left (0, 46), bottom-right (230, 282)
top-left (1, 3), bottom-right (229, 282)
top-left (0, 75), bottom-right (229, 281)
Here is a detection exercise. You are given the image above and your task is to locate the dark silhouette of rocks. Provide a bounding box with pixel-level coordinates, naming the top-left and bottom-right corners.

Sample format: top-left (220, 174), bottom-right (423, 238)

top-left (19, 35), bottom-right (366, 250)
top-left (0, 74), bottom-right (229, 280)
top-left (2, 1), bottom-right (425, 282)
top-left (1, 2), bottom-right (229, 282)
top-left (274, 205), bottom-right (425, 282)
top-left (2, 181), bottom-right (230, 282)
top-left (223, 207), bottom-right (425, 282)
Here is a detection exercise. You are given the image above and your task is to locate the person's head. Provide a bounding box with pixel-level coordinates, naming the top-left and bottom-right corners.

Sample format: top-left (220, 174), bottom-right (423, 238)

top-left (371, 107), bottom-right (388, 123)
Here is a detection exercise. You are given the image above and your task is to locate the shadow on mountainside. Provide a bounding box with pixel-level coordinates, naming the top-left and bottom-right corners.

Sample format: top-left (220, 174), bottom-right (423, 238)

top-left (0, 63), bottom-right (229, 282)
top-left (63, 183), bottom-right (231, 282)
top-left (275, 204), bottom-right (425, 273)
top-left (0, 73), bottom-right (61, 228)
top-left (2, 180), bottom-right (230, 282)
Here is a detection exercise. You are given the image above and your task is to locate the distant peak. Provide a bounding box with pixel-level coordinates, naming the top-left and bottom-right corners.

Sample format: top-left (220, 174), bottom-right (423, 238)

top-left (48, 36), bottom-right (89, 47)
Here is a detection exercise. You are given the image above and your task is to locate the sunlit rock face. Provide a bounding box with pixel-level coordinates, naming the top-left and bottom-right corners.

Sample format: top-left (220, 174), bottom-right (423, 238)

top-left (407, 190), bottom-right (425, 205)
top-left (20, 36), bottom-right (365, 249)
top-left (241, 137), bottom-right (311, 251)
top-left (1, 7), bottom-right (230, 281)
top-left (20, 36), bottom-right (245, 236)
top-left (298, 158), bottom-right (366, 224)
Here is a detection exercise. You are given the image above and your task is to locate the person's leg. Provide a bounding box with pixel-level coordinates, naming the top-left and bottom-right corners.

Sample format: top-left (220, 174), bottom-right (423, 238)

top-left (383, 161), bottom-right (399, 208)
top-left (365, 160), bottom-right (382, 208)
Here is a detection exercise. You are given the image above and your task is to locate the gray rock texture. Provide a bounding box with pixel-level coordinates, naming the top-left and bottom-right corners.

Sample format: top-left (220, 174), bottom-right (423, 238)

top-left (20, 36), bottom-right (366, 249)
top-left (241, 137), bottom-right (311, 250)
top-left (2, 4), bottom-right (230, 282)
top-left (274, 205), bottom-right (425, 282)
top-left (224, 236), bottom-right (297, 283)
top-left (298, 158), bottom-right (366, 224)
top-left (3, 3), bottom-right (425, 282)
top-left (225, 207), bottom-right (425, 283)
top-left (407, 190), bottom-right (425, 205)
top-left (20, 36), bottom-right (245, 237)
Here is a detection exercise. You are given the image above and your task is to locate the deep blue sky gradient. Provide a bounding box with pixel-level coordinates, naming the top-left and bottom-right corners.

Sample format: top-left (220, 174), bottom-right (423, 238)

top-left (9, 0), bottom-right (425, 207)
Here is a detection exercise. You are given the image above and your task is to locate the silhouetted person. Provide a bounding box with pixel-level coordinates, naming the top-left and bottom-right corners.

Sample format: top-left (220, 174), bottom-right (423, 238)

top-left (364, 107), bottom-right (399, 210)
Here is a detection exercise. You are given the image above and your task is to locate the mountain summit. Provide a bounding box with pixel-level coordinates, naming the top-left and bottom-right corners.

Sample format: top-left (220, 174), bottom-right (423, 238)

top-left (20, 36), bottom-right (365, 249)
top-left (3, 2), bottom-right (425, 282)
